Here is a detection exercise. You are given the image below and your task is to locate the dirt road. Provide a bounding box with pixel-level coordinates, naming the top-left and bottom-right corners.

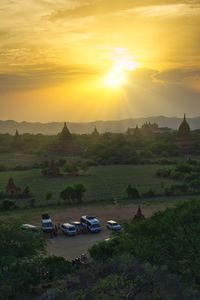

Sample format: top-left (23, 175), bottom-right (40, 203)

top-left (32, 203), bottom-right (169, 260)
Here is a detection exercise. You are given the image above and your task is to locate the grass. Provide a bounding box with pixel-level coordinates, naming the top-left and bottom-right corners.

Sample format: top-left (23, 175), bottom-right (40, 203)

top-left (0, 164), bottom-right (177, 204)
top-left (0, 152), bottom-right (41, 168)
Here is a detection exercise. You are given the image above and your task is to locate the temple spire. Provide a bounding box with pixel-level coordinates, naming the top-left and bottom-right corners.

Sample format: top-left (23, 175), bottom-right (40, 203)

top-left (92, 126), bottom-right (99, 137)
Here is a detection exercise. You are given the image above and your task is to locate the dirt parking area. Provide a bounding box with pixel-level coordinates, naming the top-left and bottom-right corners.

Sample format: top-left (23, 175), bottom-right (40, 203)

top-left (32, 203), bottom-right (169, 260)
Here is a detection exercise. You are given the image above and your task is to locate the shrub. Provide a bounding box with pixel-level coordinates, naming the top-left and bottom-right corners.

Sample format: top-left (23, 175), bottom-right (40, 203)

top-left (1, 199), bottom-right (18, 210)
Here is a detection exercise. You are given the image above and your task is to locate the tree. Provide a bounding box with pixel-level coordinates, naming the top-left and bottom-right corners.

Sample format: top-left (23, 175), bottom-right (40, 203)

top-left (1, 199), bottom-right (17, 210)
top-left (60, 186), bottom-right (74, 202)
top-left (126, 185), bottom-right (140, 199)
top-left (73, 184), bottom-right (86, 202)
top-left (0, 220), bottom-right (73, 299)
top-left (90, 200), bottom-right (200, 286)
top-left (64, 162), bottom-right (79, 176)
top-left (45, 191), bottom-right (53, 201)
top-left (126, 184), bottom-right (133, 198)
top-left (21, 186), bottom-right (31, 199)
top-left (60, 184), bottom-right (86, 203)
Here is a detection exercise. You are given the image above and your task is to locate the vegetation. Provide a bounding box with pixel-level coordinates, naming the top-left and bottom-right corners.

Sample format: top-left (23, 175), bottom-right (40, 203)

top-left (0, 219), bottom-right (73, 300)
top-left (156, 160), bottom-right (200, 196)
top-left (60, 184), bottom-right (86, 203)
top-left (0, 165), bottom-right (175, 208)
top-left (90, 200), bottom-right (200, 288)
top-left (50, 255), bottom-right (199, 300)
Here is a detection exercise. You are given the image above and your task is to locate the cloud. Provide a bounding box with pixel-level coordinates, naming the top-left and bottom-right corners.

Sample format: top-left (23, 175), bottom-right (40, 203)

top-left (0, 63), bottom-right (100, 93)
top-left (153, 68), bottom-right (200, 85)
top-left (133, 3), bottom-right (200, 18)
top-left (47, 0), bottom-right (188, 21)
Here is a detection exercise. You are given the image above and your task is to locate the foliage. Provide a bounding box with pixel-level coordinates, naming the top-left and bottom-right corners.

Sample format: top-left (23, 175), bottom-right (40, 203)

top-left (0, 220), bottom-right (73, 300)
top-left (52, 255), bottom-right (199, 300)
top-left (0, 165), bottom-right (179, 207)
top-left (90, 200), bottom-right (200, 287)
top-left (60, 184), bottom-right (86, 203)
top-left (0, 199), bottom-right (18, 210)
top-left (126, 184), bottom-right (140, 199)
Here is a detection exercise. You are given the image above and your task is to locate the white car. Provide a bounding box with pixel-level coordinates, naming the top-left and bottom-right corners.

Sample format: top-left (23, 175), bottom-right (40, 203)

top-left (21, 224), bottom-right (39, 232)
top-left (61, 223), bottom-right (77, 236)
top-left (107, 220), bottom-right (121, 231)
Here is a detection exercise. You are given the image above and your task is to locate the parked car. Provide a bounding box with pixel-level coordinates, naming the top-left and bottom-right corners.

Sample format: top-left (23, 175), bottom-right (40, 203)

top-left (41, 213), bottom-right (53, 232)
top-left (21, 224), bottom-right (39, 232)
top-left (70, 221), bottom-right (83, 233)
top-left (61, 223), bottom-right (77, 236)
top-left (107, 220), bottom-right (121, 231)
top-left (80, 215), bottom-right (101, 233)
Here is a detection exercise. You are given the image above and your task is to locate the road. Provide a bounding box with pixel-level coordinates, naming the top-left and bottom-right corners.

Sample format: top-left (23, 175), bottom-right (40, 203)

top-left (47, 228), bottom-right (110, 260)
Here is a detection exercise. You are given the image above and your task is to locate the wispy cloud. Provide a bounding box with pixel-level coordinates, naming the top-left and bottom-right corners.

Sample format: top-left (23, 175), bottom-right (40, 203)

top-left (0, 63), bottom-right (101, 93)
top-left (133, 3), bottom-right (200, 18)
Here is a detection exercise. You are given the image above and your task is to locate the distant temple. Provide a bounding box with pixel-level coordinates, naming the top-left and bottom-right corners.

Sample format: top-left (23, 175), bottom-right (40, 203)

top-left (91, 126), bottom-right (99, 137)
top-left (59, 122), bottom-right (72, 146)
top-left (127, 122), bottom-right (172, 135)
top-left (42, 160), bottom-right (61, 177)
top-left (178, 114), bottom-right (191, 140)
top-left (6, 178), bottom-right (21, 197)
top-left (133, 206), bottom-right (145, 221)
top-left (49, 122), bottom-right (74, 155)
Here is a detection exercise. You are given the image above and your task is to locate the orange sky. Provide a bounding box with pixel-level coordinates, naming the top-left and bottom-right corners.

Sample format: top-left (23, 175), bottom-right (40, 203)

top-left (0, 0), bottom-right (200, 122)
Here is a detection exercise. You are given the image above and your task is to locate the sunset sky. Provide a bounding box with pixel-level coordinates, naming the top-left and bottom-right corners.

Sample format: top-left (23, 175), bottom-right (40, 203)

top-left (0, 0), bottom-right (200, 122)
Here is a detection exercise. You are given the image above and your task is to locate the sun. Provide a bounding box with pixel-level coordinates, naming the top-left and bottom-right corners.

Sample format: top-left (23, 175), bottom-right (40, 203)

top-left (103, 58), bottom-right (138, 88)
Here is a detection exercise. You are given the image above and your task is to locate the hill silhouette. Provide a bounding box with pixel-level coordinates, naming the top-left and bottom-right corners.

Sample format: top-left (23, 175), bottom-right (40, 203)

top-left (1, 116), bottom-right (200, 135)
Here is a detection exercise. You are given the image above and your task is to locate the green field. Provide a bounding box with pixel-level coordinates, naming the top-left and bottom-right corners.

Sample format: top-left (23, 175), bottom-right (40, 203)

top-left (0, 153), bottom-right (42, 168)
top-left (0, 165), bottom-right (177, 206)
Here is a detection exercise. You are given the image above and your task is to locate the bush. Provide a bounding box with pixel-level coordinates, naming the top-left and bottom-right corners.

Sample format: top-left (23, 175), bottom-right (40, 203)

top-left (126, 185), bottom-right (140, 199)
top-left (0, 199), bottom-right (18, 210)
top-left (90, 200), bottom-right (200, 286)
top-left (156, 168), bottom-right (171, 178)
top-left (142, 188), bottom-right (156, 198)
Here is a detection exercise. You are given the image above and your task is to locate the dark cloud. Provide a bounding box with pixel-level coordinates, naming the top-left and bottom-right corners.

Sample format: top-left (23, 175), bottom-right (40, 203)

top-left (153, 68), bottom-right (200, 84)
top-left (0, 63), bottom-right (101, 93)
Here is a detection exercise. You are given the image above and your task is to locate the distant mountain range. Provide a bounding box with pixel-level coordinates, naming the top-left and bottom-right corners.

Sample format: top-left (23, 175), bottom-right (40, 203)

top-left (0, 116), bottom-right (199, 135)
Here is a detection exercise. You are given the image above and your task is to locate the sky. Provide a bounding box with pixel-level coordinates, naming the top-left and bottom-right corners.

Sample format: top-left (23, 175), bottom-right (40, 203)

top-left (0, 0), bottom-right (200, 122)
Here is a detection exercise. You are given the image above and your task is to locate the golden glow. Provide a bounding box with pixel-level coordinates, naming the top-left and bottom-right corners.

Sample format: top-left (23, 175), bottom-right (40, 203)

top-left (103, 58), bottom-right (139, 88)
top-left (0, 1), bottom-right (199, 121)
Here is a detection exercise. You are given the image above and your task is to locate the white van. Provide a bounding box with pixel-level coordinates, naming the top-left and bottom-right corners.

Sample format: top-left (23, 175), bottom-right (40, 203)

top-left (61, 223), bottom-right (77, 236)
top-left (80, 215), bottom-right (101, 233)
top-left (41, 214), bottom-right (53, 232)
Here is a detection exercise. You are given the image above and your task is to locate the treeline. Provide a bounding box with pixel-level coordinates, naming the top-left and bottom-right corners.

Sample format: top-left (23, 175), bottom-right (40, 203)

top-left (156, 160), bottom-right (200, 196)
top-left (2, 131), bottom-right (200, 165)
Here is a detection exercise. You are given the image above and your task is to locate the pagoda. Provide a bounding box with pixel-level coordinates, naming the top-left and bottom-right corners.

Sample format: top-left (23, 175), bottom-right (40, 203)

top-left (6, 178), bottom-right (21, 197)
top-left (133, 205), bottom-right (145, 221)
top-left (91, 126), bottom-right (99, 137)
top-left (59, 122), bottom-right (72, 146)
top-left (178, 114), bottom-right (191, 140)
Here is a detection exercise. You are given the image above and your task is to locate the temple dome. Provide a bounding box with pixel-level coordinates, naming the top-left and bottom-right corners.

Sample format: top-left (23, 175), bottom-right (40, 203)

top-left (178, 114), bottom-right (191, 140)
